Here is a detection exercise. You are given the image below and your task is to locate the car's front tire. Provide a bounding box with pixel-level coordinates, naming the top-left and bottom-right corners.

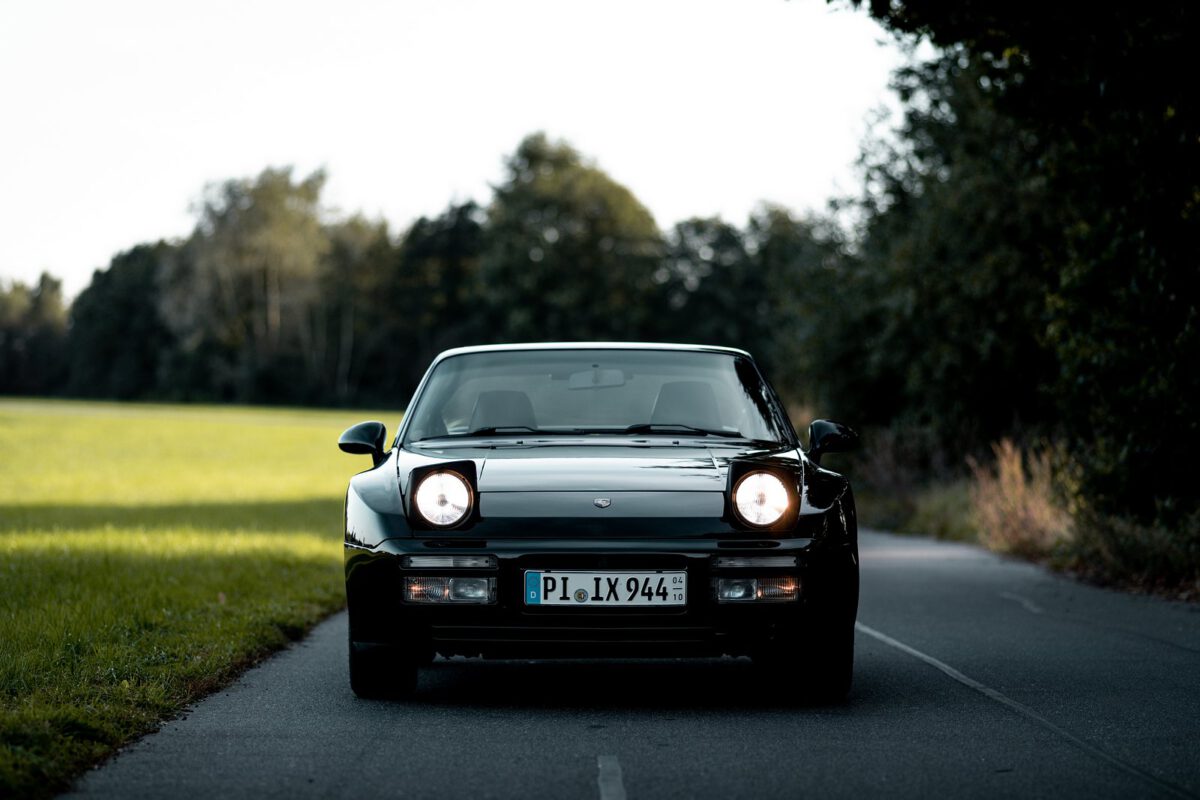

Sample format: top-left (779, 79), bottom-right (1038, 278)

top-left (804, 620), bottom-right (854, 703)
top-left (753, 618), bottom-right (854, 704)
top-left (348, 636), bottom-right (419, 699)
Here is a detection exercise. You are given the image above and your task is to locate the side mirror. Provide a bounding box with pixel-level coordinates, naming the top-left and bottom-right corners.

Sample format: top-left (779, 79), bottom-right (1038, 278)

top-left (338, 421), bottom-right (388, 467)
top-left (806, 419), bottom-right (858, 466)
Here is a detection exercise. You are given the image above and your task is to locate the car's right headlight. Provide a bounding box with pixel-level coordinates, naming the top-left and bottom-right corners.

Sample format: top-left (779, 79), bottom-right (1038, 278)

top-left (733, 471), bottom-right (790, 527)
top-left (413, 470), bottom-right (473, 528)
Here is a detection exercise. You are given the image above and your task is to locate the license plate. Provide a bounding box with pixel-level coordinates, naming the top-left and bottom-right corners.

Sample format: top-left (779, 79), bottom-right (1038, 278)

top-left (523, 570), bottom-right (687, 607)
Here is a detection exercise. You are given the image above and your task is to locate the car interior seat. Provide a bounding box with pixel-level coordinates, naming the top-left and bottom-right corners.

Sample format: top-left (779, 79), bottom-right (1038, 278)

top-left (468, 389), bottom-right (538, 432)
top-left (650, 381), bottom-right (722, 431)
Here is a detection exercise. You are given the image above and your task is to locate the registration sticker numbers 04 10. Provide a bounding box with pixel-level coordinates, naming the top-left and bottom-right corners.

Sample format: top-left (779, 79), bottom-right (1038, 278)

top-left (524, 571), bottom-right (687, 607)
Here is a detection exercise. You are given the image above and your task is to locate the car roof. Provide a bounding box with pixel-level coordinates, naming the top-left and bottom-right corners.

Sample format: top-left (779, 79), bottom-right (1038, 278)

top-left (431, 342), bottom-right (753, 365)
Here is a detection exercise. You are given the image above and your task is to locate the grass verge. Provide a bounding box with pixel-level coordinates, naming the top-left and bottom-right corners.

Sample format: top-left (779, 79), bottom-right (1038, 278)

top-left (0, 399), bottom-right (396, 798)
top-left (855, 437), bottom-right (1198, 600)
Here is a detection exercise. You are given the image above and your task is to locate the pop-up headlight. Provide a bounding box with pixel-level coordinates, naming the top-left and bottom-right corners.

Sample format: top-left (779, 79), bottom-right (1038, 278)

top-left (732, 471), bottom-right (790, 527)
top-left (413, 470), bottom-right (473, 528)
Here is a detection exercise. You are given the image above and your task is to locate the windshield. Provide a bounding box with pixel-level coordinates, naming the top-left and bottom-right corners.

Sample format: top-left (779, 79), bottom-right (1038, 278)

top-left (402, 348), bottom-right (793, 445)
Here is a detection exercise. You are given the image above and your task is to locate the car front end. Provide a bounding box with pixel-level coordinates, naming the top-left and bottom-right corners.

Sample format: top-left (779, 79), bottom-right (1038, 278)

top-left (339, 344), bottom-right (859, 701)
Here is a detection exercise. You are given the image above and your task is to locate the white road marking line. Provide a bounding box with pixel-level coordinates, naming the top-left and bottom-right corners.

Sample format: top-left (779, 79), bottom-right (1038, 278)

top-left (597, 755), bottom-right (627, 800)
top-left (999, 591), bottom-right (1044, 614)
top-left (855, 622), bottom-right (1196, 800)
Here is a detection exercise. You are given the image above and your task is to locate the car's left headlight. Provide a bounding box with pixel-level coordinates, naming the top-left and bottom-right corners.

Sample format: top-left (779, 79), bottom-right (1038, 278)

top-left (733, 471), bottom-right (790, 527)
top-left (413, 470), bottom-right (473, 527)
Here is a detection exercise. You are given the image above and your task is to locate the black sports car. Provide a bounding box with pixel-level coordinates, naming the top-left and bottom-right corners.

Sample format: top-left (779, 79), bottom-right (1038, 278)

top-left (339, 343), bottom-right (859, 701)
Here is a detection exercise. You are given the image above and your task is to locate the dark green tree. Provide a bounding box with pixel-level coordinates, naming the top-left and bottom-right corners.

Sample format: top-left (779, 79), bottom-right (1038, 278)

top-left (0, 273), bottom-right (67, 394)
top-left (318, 216), bottom-right (395, 404)
top-left (843, 2), bottom-right (1200, 521)
top-left (162, 167), bottom-right (329, 402)
top-left (653, 217), bottom-right (761, 350)
top-left (743, 206), bottom-right (851, 408)
top-left (352, 202), bottom-right (487, 403)
top-left (845, 53), bottom-right (1059, 450)
top-left (66, 243), bottom-right (175, 399)
top-left (480, 134), bottom-right (664, 342)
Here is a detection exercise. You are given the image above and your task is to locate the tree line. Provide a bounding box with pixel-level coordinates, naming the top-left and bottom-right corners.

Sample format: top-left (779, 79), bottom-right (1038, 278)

top-left (2, 1), bottom-right (1196, 584)
top-left (0, 135), bottom-right (842, 409)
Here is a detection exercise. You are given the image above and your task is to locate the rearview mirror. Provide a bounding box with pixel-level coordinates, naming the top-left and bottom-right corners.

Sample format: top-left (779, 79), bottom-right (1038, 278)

top-left (806, 419), bottom-right (858, 466)
top-left (338, 421), bottom-right (388, 467)
top-left (567, 367), bottom-right (626, 390)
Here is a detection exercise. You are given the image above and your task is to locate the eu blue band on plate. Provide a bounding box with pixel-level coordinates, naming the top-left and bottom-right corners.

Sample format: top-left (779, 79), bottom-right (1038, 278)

top-left (525, 571), bottom-right (541, 604)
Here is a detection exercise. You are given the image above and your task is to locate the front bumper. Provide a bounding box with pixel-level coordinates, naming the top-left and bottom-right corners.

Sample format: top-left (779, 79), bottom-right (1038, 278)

top-left (345, 536), bottom-right (857, 659)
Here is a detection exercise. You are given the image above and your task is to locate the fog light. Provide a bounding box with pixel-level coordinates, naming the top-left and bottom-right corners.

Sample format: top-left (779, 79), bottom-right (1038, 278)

top-left (715, 576), bottom-right (800, 603)
top-left (448, 577), bottom-right (492, 601)
top-left (404, 577), bottom-right (495, 604)
top-left (717, 578), bottom-right (758, 602)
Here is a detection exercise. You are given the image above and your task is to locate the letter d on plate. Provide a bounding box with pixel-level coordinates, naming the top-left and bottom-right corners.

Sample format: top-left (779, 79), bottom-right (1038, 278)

top-left (525, 571), bottom-right (541, 605)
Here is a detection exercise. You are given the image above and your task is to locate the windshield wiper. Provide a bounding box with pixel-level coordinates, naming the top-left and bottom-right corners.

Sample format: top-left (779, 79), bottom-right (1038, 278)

top-left (622, 423), bottom-right (744, 438)
top-left (461, 425), bottom-right (546, 437)
top-left (417, 424), bottom-right (590, 443)
top-left (418, 424), bottom-right (748, 442)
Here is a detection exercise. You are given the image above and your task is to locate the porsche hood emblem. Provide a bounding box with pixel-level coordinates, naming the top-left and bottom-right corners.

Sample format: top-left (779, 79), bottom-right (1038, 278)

top-left (593, 498), bottom-right (612, 509)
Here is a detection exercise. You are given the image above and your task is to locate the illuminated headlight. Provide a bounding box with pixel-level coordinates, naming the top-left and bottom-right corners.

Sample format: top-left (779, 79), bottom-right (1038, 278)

top-left (414, 470), bottom-right (473, 527)
top-left (733, 471), bottom-right (790, 527)
top-left (405, 577), bottom-right (496, 604)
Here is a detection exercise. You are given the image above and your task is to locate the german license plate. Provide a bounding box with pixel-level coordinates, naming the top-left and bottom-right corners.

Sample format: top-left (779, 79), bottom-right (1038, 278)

top-left (523, 570), bottom-right (687, 607)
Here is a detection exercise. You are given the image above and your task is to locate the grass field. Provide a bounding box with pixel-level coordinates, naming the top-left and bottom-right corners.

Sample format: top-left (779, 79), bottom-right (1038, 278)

top-left (0, 399), bottom-right (397, 798)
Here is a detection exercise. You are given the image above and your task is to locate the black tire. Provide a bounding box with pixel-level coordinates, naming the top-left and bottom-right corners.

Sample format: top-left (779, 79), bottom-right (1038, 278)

top-left (348, 635), bottom-right (419, 700)
top-left (753, 620), bottom-right (854, 704)
top-left (799, 490), bottom-right (859, 703)
top-left (805, 621), bottom-right (854, 704)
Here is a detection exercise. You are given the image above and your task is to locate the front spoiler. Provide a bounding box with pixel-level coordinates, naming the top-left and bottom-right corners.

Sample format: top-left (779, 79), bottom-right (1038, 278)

top-left (345, 536), bottom-right (858, 659)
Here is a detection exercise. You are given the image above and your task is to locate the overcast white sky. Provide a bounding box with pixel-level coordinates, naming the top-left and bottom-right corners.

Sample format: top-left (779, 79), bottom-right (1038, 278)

top-left (0, 0), bottom-right (907, 298)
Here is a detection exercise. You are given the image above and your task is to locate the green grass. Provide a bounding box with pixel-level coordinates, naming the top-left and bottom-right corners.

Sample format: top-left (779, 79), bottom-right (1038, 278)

top-left (0, 399), bottom-right (397, 798)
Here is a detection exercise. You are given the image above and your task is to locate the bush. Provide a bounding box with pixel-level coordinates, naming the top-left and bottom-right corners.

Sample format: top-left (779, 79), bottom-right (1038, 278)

top-left (844, 427), bottom-right (916, 531)
top-left (904, 481), bottom-right (976, 542)
top-left (1061, 510), bottom-right (1200, 600)
top-left (847, 425), bottom-right (966, 534)
top-left (968, 439), bottom-right (1072, 559)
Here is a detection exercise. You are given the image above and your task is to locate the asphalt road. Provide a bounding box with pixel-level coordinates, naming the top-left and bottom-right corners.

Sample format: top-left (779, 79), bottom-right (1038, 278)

top-left (66, 530), bottom-right (1200, 799)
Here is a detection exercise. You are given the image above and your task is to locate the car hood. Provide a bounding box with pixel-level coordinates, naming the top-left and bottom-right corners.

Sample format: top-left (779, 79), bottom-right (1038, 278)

top-left (476, 446), bottom-right (725, 492)
top-left (396, 441), bottom-right (808, 529)
top-left (344, 440), bottom-right (833, 541)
